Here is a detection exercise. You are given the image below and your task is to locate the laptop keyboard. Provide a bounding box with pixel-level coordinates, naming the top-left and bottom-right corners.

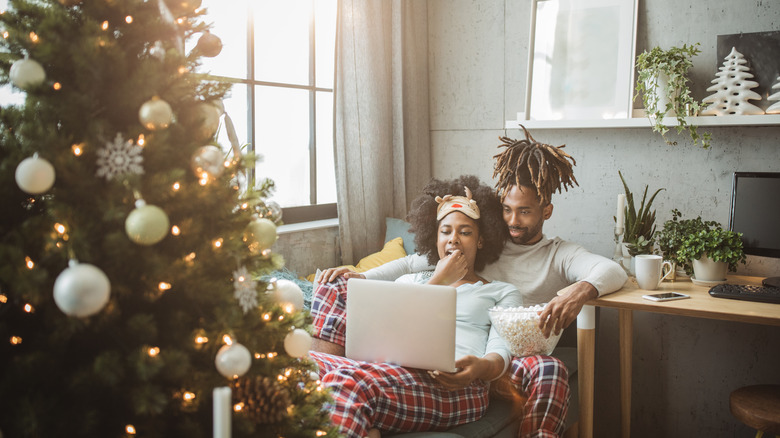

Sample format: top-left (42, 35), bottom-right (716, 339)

top-left (708, 283), bottom-right (780, 304)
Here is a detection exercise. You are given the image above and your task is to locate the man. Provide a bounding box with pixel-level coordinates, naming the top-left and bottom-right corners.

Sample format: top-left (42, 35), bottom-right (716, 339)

top-left (319, 127), bottom-right (627, 437)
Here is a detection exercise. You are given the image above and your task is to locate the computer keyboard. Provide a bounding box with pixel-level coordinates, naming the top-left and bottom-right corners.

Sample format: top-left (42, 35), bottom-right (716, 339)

top-left (708, 283), bottom-right (780, 304)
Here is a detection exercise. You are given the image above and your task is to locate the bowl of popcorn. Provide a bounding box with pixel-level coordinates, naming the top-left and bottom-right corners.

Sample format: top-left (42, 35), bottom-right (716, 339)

top-left (488, 304), bottom-right (562, 357)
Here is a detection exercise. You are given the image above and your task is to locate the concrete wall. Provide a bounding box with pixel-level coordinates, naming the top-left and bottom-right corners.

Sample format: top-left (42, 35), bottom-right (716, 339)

top-left (427, 0), bottom-right (780, 436)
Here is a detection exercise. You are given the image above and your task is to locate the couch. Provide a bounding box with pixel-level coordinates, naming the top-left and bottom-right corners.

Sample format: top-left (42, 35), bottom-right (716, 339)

top-left (299, 218), bottom-right (581, 438)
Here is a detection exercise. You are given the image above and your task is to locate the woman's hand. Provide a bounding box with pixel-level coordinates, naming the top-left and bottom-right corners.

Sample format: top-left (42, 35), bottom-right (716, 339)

top-left (317, 267), bottom-right (365, 284)
top-left (428, 249), bottom-right (468, 286)
top-left (428, 354), bottom-right (504, 390)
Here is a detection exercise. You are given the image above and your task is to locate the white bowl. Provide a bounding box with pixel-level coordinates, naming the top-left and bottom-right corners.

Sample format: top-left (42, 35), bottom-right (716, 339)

top-left (488, 305), bottom-right (562, 357)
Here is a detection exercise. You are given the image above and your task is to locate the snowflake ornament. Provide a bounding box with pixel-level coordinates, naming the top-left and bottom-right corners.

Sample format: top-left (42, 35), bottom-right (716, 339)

top-left (96, 133), bottom-right (144, 180)
top-left (233, 266), bottom-right (258, 313)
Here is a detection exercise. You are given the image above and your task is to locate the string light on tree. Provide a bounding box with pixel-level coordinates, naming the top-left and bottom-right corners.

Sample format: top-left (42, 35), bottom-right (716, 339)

top-left (53, 260), bottom-right (111, 318)
top-left (15, 153), bottom-right (55, 194)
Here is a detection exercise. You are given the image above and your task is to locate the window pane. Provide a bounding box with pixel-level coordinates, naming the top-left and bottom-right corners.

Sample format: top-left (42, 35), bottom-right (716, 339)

top-left (0, 84), bottom-right (26, 107)
top-left (315, 0), bottom-right (337, 89)
top-left (316, 91), bottom-right (336, 204)
top-left (217, 83), bottom-right (248, 155)
top-left (191, 0), bottom-right (248, 78)
top-left (254, 86), bottom-right (310, 207)
top-left (253, 0), bottom-right (311, 86)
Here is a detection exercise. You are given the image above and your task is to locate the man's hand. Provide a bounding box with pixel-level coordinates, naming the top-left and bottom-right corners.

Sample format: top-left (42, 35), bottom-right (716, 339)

top-left (429, 353), bottom-right (504, 390)
top-left (317, 267), bottom-right (365, 284)
top-left (538, 281), bottom-right (598, 337)
top-left (428, 249), bottom-right (468, 286)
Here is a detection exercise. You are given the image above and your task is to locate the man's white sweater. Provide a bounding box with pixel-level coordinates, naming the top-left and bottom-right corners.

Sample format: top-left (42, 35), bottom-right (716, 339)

top-left (364, 235), bottom-right (628, 305)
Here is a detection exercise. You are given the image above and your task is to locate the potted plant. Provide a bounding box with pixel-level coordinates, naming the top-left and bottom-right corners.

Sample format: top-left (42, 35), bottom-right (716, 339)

top-left (634, 42), bottom-right (711, 148)
top-left (676, 221), bottom-right (746, 281)
top-left (618, 171), bottom-right (664, 272)
top-left (655, 209), bottom-right (719, 277)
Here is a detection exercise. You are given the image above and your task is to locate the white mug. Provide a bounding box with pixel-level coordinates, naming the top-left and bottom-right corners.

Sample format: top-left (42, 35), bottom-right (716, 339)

top-left (635, 254), bottom-right (673, 290)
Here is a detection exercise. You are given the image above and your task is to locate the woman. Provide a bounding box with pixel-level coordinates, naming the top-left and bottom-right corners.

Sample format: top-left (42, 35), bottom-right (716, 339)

top-left (309, 175), bottom-right (522, 437)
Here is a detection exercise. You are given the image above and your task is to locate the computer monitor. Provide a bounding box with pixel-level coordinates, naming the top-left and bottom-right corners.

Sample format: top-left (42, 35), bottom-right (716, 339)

top-left (729, 172), bottom-right (780, 288)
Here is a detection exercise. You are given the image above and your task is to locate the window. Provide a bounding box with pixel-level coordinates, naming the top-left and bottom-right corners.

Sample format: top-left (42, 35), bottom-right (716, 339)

top-left (198, 0), bottom-right (337, 223)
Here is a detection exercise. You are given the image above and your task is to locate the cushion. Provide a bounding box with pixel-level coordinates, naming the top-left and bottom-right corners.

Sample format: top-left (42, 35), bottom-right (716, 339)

top-left (385, 217), bottom-right (416, 256)
top-left (355, 237), bottom-right (407, 271)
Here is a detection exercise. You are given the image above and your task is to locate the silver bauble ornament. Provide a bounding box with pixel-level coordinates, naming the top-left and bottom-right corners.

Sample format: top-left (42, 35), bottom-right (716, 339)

top-left (263, 200), bottom-right (283, 223)
top-left (215, 342), bottom-right (252, 378)
top-left (243, 217), bottom-right (277, 254)
top-left (196, 31), bottom-right (223, 58)
top-left (15, 154), bottom-right (55, 194)
top-left (273, 279), bottom-right (304, 312)
top-left (138, 96), bottom-right (173, 130)
top-left (9, 58), bottom-right (46, 89)
top-left (53, 260), bottom-right (111, 317)
top-left (125, 200), bottom-right (170, 245)
top-left (191, 145), bottom-right (225, 179)
top-left (284, 329), bottom-right (312, 358)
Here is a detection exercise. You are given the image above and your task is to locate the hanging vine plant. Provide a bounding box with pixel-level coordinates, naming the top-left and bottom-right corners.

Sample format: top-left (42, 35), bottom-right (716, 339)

top-left (634, 43), bottom-right (711, 148)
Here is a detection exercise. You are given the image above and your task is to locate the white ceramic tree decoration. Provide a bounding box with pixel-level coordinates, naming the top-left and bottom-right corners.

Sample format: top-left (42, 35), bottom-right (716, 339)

top-left (766, 76), bottom-right (780, 114)
top-left (701, 47), bottom-right (764, 116)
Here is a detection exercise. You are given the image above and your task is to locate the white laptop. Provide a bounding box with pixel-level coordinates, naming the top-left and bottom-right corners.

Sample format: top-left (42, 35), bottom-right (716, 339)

top-left (345, 278), bottom-right (457, 372)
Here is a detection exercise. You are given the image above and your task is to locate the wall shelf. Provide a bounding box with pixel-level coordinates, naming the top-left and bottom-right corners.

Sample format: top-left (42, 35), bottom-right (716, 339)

top-left (505, 114), bottom-right (780, 130)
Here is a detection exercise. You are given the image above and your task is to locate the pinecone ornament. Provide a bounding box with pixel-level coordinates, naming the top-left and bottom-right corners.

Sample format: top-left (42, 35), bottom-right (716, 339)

top-left (232, 376), bottom-right (291, 424)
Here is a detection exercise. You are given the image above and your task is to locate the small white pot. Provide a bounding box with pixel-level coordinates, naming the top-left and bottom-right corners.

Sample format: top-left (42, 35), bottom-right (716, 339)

top-left (692, 255), bottom-right (728, 281)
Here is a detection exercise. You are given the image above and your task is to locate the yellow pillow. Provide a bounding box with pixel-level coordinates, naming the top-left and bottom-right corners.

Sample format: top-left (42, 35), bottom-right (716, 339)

top-left (304, 237), bottom-right (407, 282)
top-left (355, 237), bottom-right (407, 272)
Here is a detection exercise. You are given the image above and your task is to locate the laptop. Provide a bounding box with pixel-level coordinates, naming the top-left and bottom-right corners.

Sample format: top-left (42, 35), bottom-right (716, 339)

top-left (345, 278), bottom-right (458, 372)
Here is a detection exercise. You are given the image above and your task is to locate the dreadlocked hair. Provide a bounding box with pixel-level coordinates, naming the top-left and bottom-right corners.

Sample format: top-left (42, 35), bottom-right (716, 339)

top-left (406, 175), bottom-right (507, 272)
top-left (492, 125), bottom-right (578, 205)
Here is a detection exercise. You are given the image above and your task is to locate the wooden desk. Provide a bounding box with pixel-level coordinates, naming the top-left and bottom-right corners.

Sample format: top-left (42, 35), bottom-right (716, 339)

top-left (576, 275), bottom-right (780, 438)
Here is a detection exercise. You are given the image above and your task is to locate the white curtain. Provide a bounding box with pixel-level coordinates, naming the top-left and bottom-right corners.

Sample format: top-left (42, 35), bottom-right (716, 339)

top-left (333, 0), bottom-right (432, 265)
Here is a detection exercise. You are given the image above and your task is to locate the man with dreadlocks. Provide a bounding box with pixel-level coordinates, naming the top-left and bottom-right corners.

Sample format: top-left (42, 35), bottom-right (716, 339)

top-left (319, 127), bottom-right (626, 437)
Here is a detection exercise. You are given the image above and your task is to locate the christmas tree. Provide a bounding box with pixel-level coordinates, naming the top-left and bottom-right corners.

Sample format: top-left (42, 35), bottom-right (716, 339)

top-left (0, 0), bottom-right (336, 437)
top-left (701, 47), bottom-right (764, 116)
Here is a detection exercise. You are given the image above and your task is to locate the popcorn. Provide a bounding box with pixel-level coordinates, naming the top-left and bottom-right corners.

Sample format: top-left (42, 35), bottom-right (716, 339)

top-left (488, 305), bottom-right (562, 357)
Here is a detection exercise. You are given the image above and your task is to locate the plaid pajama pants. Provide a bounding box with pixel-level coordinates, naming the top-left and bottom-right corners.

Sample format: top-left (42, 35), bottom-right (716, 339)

top-left (311, 278), bottom-right (570, 438)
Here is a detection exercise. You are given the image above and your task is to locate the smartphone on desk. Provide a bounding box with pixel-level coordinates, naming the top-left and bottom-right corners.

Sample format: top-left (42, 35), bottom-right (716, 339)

top-left (642, 292), bottom-right (690, 302)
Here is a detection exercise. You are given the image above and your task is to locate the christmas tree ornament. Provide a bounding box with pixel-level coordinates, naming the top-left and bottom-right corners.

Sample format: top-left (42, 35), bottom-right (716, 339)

top-left (96, 133), bottom-right (144, 181)
top-left (191, 145), bottom-right (225, 180)
top-left (232, 376), bottom-right (291, 424)
top-left (283, 328), bottom-right (312, 358)
top-left (138, 96), bottom-right (173, 130)
top-left (149, 41), bottom-right (166, 61)
top-left (272, 279), bottom-right (304, 313)
top-left (702, 47), bottom-right (764, 116)
top-left (233, 266), bottom-right (258, 313)
top-left (766, 76), bottom-right (780, 114)
top-left (125, 199), bottom-right (170, 245)
top-left (258, 200), bottom-right (283, 224)
top-left (53, 260), bottom-right (111, 318)
top-left (9, 58), bottom-right (46, 89)
top-left (182, 102), bottom-right (221, 141)
top-left (215, 342), bottom-right (252, 378)
top-left (243, 217), bottom-right (277, 254)
top-left (195, 31), bottom-right (222, 58)
top-left (15, 154), bottom-right (55, 194)
top-left (165, 0), bottom-right (202, 16)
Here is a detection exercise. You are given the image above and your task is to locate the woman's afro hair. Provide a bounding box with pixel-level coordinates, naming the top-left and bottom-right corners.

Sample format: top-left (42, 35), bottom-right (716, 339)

top-left (405, 175), bottom-right (507, 272)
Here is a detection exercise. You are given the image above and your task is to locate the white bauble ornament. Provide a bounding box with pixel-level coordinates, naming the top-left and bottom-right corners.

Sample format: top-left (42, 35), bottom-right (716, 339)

top-left (53, 260), bottom-right (111, 317)
top-left (243, 217), bottom-right (277, 254)
top-left (15, 154), bottom-right (55, 194)
top-left (138, 96), bottom-right (173, 130)
top-left (215, 342), bottom-right (252, 378)
top-left (196, 31), bottom-right (223, 58)
top-left (273, 279), bottom-right (304, 312)
top-left (183, 102), bottom-right (221, 141)
top-left (9, 58), bottom-right (46, 89)
top-left (284, 329), bottom-right (312, 358)
top-left (125, 200), bottom-right (170, 245)
top-left (191, 145), bottom-right (225, 179)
